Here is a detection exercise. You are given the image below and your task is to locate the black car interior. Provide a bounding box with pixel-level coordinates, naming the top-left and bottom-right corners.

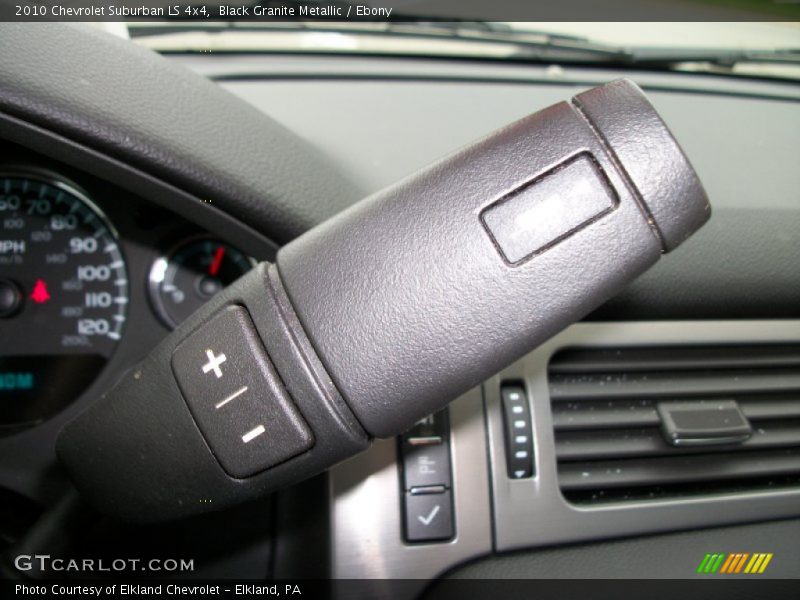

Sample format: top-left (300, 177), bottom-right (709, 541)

top-left (0, 20), bottom-right (798, 597)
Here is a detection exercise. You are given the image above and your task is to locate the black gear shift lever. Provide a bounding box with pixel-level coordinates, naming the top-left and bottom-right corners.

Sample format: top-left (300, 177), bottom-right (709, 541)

top-left (58, 79), bottom-right (710, 521)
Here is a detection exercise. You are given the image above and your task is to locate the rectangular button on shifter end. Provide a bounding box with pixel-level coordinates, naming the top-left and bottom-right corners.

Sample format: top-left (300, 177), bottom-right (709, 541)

top-left (481, 152), bottom-right (619, 265)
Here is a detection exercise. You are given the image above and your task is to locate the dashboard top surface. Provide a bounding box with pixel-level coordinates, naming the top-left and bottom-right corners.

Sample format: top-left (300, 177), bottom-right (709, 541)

top-left (175, 55), bottom-right (800, 320)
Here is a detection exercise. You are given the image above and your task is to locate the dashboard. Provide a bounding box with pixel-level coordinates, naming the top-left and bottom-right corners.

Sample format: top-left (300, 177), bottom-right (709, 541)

top-left (1, 44), bottom-right (799, 590)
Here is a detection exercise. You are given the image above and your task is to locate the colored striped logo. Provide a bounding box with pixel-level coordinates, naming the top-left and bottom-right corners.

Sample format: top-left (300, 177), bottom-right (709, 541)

top-left (696, 552), bottom-right (773, 574)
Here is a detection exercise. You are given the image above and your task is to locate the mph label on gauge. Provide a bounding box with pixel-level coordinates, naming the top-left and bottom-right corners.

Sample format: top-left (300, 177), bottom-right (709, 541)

top-left (0, 172), bottom-right (127, 428)
top-left (0, 172), bottom-right (128, 352)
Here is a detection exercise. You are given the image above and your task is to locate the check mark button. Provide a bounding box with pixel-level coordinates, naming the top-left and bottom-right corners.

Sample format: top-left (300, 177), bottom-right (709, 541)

top-left (417, 504), bottom-right (440, 526)
top-left (404, 490), bottom-right (453, 542)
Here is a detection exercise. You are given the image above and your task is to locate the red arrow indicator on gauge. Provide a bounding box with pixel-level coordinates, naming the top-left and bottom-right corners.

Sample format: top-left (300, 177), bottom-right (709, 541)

top-left (209, 245), bottom-right (226, 277)
top-left (30, 279), bottom-right (51, 304)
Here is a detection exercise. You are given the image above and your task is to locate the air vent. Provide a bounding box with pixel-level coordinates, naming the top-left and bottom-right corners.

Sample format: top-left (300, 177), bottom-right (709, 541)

top-left (548, 345), bottom-right (800, 504)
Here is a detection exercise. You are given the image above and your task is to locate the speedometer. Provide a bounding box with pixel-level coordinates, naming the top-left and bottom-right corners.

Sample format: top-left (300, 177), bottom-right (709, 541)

top-left (0, 172), bottom-right (128, 430)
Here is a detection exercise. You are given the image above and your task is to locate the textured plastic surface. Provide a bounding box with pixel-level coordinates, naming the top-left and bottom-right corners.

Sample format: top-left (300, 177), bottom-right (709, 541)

top-left (58, 80), bottom-right (710, 519)
top-left (57, 264), bottom-right (368, 521)
top-left (278, 79), bottom-right (710, 437)
top-left (572, 80), bottom-right (710, 251)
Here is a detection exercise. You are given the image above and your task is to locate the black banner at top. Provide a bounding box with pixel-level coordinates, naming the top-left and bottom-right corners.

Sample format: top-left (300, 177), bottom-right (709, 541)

top-left (2, 0), bottom-right (800, 22)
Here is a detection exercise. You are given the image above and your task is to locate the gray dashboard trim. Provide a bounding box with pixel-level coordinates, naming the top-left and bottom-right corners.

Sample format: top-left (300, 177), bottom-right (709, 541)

top-left (330, 320), bottom-right (800, 582)
top-left (329, 386), bottom-right (492, 587)
top-left (443, 518), bottom-right (800, 579)
top-left (487, 319), bottom-right (800, 552)
top-left (170, 54), bottom-right (800, 102)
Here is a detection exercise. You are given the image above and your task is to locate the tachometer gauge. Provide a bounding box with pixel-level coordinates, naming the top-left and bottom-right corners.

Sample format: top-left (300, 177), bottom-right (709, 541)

top-left (148, 237), bottom-right (255, 329)
top-left (0, 172), bottom-right (128, 430)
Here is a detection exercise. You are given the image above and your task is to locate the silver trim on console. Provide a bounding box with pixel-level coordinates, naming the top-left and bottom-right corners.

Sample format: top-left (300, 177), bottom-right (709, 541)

top-left (329, 386), bottom-right (492, 588)
top-left (487, 320), bottom-right (800, 552)
top-left (330, 320), bottom-right (800, 581)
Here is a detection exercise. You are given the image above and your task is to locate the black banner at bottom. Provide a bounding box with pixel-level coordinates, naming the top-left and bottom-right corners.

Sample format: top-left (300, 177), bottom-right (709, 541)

top-left (2, 579), bottom-right (799, 600)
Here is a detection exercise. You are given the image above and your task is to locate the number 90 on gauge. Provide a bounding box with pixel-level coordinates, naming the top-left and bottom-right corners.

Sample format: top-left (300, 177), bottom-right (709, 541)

top-left (0, 172), bottom-right (128, 428)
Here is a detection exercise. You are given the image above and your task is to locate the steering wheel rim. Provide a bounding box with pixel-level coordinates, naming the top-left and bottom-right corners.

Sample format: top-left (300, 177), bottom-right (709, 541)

top-left (0, 23), bottom-right (363, 245)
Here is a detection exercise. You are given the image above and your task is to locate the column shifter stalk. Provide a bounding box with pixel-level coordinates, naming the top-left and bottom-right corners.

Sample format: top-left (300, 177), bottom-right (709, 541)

top-left (58, 80), bottom-right (710, 521)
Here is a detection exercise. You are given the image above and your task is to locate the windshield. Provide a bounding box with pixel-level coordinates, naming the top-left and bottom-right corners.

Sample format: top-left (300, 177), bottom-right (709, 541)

top-left (126, 20), bottom-right (800, 81)
top-left (511, 22), bottom-right (799, 50)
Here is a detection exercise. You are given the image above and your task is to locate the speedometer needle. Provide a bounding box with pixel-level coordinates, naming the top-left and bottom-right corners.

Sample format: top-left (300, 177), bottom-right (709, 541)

top-left (209, 245), bottom-right (226, 277)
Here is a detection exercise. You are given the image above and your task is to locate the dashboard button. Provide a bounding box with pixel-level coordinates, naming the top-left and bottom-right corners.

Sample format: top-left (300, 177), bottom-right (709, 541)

top-left (0, 279), bottom-right (23, 318)
top-left (404, 410), bottom-right (448, 440)
top-left (404, 489), bottom-right (454, 543)
top-left (402, 438), bottom-right (452, 489)
top-left (171, 305), bottom-right (313, 478)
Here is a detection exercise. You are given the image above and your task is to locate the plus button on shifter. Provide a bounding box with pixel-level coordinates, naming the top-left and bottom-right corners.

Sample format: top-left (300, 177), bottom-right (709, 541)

top-left (171, 305), bottom-right (313, 478)
top-left (201, 349), bottom-right (227, 378)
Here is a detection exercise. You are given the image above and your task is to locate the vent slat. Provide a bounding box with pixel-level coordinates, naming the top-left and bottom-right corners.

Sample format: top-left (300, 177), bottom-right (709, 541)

top-left (549, 346), bottom-right (800, 374)
top-left (551, 399), bottom-right (800, 431)
top-left (741, 399), bottom-right (800, 421)
top-left (549, 344), bottom-right (800, 503)
top-left (552, 406), bottom-right (659, 430)
top-left (549, 371), bottom-right (800, 401)
top-left (556, 422), bottom-right (800, 461)
top-left (559, 450), bottom-right (800, 491)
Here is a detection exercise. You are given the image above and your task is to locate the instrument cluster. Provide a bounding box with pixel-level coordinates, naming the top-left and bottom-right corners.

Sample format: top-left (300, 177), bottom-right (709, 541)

top-left (0, 162), bottom-right (262, 434)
